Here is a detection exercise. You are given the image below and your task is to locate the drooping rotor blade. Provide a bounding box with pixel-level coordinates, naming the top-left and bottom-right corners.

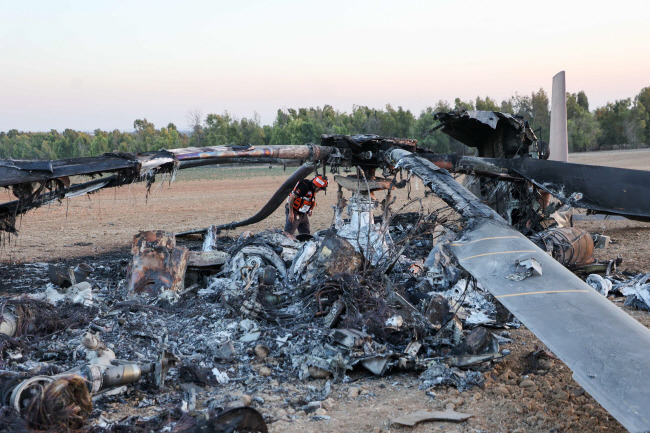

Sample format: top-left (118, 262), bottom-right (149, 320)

top-left (177, 161), bottom-right (319, 236)
top-left (419, 152), bottom-right (650, 221)
top-left (387, 148), bottom-right (650, 433)
top-left (0, 154), bottom-right (143, 188)
top-left (0, 145), bottom-right (331, 188)
top-left (0, 145), bottom-right (333, 233)
top-left (448, 219), bottom-right (650, 433)
top-left (0, 175), bottom-right (121, 233)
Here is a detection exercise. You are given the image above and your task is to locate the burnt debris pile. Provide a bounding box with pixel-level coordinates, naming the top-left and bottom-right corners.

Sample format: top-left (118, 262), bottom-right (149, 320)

top-left (2, 199), bottom-right (639, 431)
top-left (0, 196), bottom-right (527, 432)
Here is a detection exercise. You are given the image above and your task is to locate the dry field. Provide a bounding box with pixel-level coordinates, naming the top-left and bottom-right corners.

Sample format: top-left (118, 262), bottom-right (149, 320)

top-left (2, 148), bottom-right (650, 432)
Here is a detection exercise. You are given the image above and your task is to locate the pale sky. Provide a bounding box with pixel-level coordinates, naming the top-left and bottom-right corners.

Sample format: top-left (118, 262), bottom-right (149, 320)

top-left (1, 0), bottom-right (649, 132)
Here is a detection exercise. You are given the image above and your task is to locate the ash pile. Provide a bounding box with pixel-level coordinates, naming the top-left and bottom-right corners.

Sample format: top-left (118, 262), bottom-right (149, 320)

top-left (0, 175), bottom-right (640, 432)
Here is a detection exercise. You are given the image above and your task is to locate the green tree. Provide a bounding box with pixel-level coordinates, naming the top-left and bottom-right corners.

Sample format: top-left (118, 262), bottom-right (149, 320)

top-left (133, 118), bottom-right (156, 152)
top-left (453, 98), bottom-right (475, 111)
top-left (634, 87), bottom-right (650, 144)
top-left (594, 99), bottom-right (644, 146)
top-left (530, 88), bottom-right (550, 142)
top-left (475, 96), bottom-right (499, 111)
top-left (566, 91), bottom-right (600, 151)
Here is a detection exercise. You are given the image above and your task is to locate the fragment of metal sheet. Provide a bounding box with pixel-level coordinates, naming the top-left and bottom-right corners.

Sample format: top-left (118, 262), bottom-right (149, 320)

top-left (388, 149), bottom-right (650, 433)
top-left (188, 251), bottom-right (231, 268)
top-left (360, 356), bottom-right (391, 375)
top-left (189, 407), bottom-right (268, 433)
top-left (432, 110), bottom-right (538, 158)
top-left (302, 234), bottom-right (364, 280)
top-left (391, 409), bottom-right (473, 427)
top-left (446, 353), bottom-right (503, 368)
top-left (126, 231), bottom-right (190, 297)
top-left (448, 218), bottom-right (650, 433)
top-left (0, 311), bottom-right (17, 336)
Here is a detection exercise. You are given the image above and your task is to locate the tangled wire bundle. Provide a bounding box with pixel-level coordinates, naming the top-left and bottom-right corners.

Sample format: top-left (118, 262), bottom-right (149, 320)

top-left (25, 375), bottom-right (92, 431)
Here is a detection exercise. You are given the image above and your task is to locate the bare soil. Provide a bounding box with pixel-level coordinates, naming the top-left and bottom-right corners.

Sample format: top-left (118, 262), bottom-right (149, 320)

top-left (2, 149), bottom-right (650, 433)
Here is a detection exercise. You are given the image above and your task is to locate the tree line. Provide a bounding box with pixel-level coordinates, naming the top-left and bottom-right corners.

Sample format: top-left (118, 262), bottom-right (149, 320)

top-left (1, 87), bottom-right (649, 160)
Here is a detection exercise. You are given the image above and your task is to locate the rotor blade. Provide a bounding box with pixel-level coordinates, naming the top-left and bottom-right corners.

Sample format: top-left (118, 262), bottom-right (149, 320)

top-left (418, 151), bottom-right (650, 220)
top-left (508, 157), bottom-right (650, 220)
top-left (0, 175), bottom-right (120, 231)
top-left (387, 148), bottom-right (650, 433)
top-left (0, 154), bottom-right (141, 187)
top-left (0, 145), bottom-right (331, 188)
top-left (1, 145), bottom-right (333, 233)
top-left (177, 162), bottom-right (318, 236)
top-left (449, 219), bottom-right (650, 433)
top-left (171, 144), bottom-right (332, 169)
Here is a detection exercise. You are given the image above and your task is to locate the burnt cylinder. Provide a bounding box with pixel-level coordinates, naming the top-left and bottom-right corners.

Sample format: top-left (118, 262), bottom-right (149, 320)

top-left (101, 364), bottom-right (142, 389)
top-left (530, 227), bottom-right (595, 268)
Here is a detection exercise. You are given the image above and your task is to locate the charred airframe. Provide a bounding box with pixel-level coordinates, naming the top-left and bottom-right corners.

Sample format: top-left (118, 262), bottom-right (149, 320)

top-left (2, 110), bottom-right (650, 432)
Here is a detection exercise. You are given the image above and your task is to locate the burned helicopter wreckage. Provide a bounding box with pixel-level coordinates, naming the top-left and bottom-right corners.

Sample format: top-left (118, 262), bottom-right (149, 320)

top-left (2, 111), bottom-right (650, 432)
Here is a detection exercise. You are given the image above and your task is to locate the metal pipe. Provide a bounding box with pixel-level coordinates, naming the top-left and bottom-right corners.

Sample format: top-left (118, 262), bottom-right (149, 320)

top-left (177, 162), bottom-right (319, 235)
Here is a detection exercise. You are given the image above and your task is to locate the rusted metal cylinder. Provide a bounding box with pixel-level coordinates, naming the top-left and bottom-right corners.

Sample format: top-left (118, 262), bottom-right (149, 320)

top-left (126, 231), bottom-right (189, 297)
top-left (530, 227), bottom-right (595, 268)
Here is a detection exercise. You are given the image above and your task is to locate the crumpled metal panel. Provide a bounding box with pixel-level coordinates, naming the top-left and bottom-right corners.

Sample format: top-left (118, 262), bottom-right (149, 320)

top-left (433, 110), bottom-right (538, 158)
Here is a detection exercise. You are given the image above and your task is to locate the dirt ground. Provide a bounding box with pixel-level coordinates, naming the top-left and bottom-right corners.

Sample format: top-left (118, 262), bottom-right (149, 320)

top-left (2, 149), bottom-right (650, 432)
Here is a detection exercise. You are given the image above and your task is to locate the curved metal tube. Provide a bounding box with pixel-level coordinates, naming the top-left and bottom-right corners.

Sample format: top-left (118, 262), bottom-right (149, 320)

top-left (178, 162), bottom-right (318, 235)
